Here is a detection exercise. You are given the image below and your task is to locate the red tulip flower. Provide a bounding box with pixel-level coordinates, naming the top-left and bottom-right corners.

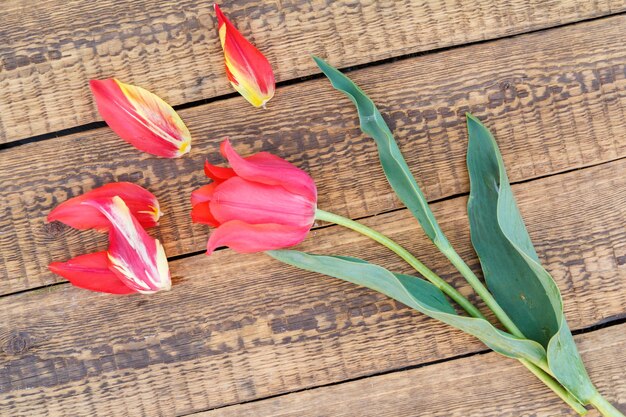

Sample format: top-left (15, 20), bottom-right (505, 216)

top-left (191, 139), bottom-right (317, 254)
top-left (90, 79), bottom-right (192, 158)
top-left (214, 4), bottom-right (275, 108)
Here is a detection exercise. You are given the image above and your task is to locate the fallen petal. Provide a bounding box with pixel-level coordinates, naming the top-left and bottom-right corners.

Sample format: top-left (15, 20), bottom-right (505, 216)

top-left (90, 79), bottom-right (191, 158)
top-left (49, 251), bottom-right (136, 294)
top-left (48, 182), bottom-right (161, 231)
top-left (214, 4), bottom-right (275, 107)
top-left (84, 196), bottom-right (171, 294)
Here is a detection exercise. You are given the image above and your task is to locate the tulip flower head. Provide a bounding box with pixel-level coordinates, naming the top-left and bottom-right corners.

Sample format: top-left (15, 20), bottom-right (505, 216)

top-left (191, 139), bottom-right (317, 254)
top-left (90, 79), bottom-right (191, 158)
top-left (214, 4), bottom-right (276, 108)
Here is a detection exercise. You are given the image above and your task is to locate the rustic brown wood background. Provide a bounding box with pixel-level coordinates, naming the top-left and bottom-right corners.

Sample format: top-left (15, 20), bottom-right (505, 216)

top-left (1, 0), bottom-right (625, 416)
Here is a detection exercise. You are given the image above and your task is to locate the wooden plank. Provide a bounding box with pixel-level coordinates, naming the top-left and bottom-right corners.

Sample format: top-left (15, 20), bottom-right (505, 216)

top-left (1, 16), bottom-right (625, 295)
top-left (200, 324), bottom-right (626, 417)
top-left (0, 160), bottom-right (624, 416)
top-left (1, 0), bottom-right (624, 142)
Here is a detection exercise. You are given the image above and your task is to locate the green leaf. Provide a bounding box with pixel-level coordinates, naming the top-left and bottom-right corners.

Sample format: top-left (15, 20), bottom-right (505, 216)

top-left (267, 250), bottom-right (547, 364)
top-left (313, 56), bottom-right (446, 246)
top-left (465, 113), bottom-right (595, 402)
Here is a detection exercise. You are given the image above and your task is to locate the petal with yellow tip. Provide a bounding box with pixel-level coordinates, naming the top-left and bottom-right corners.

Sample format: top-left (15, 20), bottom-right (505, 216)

top-left (83, 196), bottom-right (172, 294)
top-left (90, 79), bottom-right (191, 157)
top-left (214, 4), bottom-right (275, 108)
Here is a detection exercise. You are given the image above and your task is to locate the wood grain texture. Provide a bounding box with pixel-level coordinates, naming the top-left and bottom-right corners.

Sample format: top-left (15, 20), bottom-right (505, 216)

top-left (200, 324), bottom-right (626, 417)
top-left (1, 159), bottom-right (624, 416)
top-left (1, 0), bottom-right (625, 142)
top-left (1, 16), bottom-right (625, 295)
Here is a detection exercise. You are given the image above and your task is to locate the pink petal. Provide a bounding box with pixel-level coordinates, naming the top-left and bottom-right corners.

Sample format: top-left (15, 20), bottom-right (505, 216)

top-left (90, 79), bottom-right (191, 158)
top-left (48, 182), bottom-right (161, 231)
top-left (206, 220), bottom-right (310, 254)
top-left (48, 251), bottom-right (136, 294)
top-left (83, 196), bottom-right (171, 294)
top-left (220, 139), bottom-right (317, 201)
top-left (210, 177), bottom-right (315, 228)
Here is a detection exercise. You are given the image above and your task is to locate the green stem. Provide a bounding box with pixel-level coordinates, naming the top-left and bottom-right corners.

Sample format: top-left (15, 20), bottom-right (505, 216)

top-left (520, 359), bottom-right (588, 415)
top-left (441, 247), bottom-right (525, 338)
top-left (315, 209), bottom-right (484, 320)
top-left (590, 392), bottom-right (625, 417)
top-left (315, 208), bottom-right (587, 415)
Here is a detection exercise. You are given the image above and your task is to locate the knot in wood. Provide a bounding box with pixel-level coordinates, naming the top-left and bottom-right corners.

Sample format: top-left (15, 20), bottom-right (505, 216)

top-left (42, 221), bottom-right (70, 238)
top-left (1, 330), bottom-right (32, 355)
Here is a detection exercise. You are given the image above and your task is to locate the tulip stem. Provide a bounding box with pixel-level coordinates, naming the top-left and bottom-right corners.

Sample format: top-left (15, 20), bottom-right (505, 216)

top-left (589, 392), bottom-right (625, 417)
top-left (314, 208), bottom-right (588, 415)
top-left (314, 209), bottom-right (483, 319)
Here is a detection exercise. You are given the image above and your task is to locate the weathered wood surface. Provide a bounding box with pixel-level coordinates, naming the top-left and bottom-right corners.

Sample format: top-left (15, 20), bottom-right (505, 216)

top-left (2, 16), bottom-right (625, 295)
top-left (201, 324), bottom-right (626, 417)
top-left (2, 0), bottom-right (624, 143)
top-left (1, 159), bottom-right (624, 416)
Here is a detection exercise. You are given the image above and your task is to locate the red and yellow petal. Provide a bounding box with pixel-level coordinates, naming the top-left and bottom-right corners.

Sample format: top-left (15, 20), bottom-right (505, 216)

top-left (83, 196), bottom-right (171, 294)
top-left (47, 182), bottom-right (161, 231)
top-left (90, 79), bottom-right (191, 158)
top-left (214, 4), bottom-right (275, 108)
top-left (49, 251), bottom-right (136, 294)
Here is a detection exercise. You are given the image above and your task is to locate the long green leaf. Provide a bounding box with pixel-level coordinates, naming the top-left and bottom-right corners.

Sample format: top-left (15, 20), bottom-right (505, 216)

top-left (313, 56), bottom-right (446, 245)
top-left (465, 114), bottom-right (595, 402)
top-left (267, 250), bottom-right (547, 364)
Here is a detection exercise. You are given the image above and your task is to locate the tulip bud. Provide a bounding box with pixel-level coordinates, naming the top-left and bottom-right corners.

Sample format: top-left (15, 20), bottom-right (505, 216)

top-left (191, 139), bottom-right (317, 254)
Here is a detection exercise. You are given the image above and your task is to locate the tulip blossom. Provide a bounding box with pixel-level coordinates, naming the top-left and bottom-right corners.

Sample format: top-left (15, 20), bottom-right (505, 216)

top-left (90, 79), bottom-right (191, 157)
top-left (48, 182), bottom-right (161, 231)
top-left (214, 4), bottom-right (275, 108)
top-left (48, 251), bottom-right (136, 295)
top-left (191, 139), bottom-right (316, 254)
top-left (82, 196), bottom-right (171, 294)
